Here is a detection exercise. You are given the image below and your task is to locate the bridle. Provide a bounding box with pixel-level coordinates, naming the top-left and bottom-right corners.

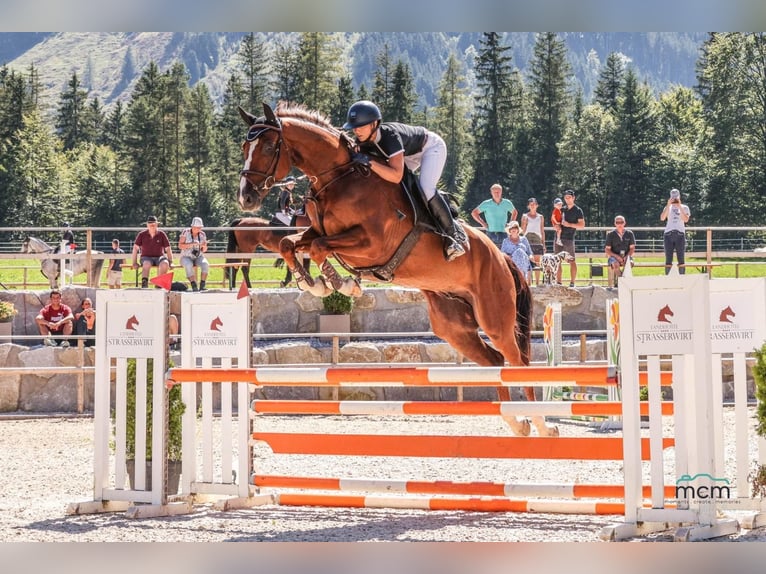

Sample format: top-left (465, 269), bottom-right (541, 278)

top-left (239, 121), bottom-right (285, 199)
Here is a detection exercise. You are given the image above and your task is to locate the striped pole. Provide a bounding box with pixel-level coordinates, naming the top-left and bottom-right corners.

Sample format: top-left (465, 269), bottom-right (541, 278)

top-left (254, 475), bottom-right (677, 500)
top-left (253, 433), bottom-right (673, 460)
top-left (167, 365), bottom-right (670, 387)
top-left (273, 493), bottom-right (674, 515)
top-left (252, 400), bottom-right (674, 417)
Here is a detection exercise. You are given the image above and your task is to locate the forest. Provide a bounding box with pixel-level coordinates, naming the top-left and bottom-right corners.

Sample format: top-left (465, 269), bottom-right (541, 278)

top-left (0, 32), bottom-right (764, 234)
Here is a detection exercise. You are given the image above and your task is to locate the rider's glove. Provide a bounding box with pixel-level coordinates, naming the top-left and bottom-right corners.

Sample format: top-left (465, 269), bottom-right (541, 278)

top-left (351, 152), bottom-right (371, 167)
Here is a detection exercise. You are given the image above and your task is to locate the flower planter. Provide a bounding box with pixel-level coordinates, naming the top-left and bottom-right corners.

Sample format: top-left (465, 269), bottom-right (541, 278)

top-left (318, 314), bottom-right (350, 342)
top-left (0, 321), bottom-right (11, 341)
top-left (126, 459), bottom-right (182, 494)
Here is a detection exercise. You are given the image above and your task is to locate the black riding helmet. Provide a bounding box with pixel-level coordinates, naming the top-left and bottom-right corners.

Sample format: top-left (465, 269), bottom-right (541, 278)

top-left (343, 100), bottom-right (382, 130)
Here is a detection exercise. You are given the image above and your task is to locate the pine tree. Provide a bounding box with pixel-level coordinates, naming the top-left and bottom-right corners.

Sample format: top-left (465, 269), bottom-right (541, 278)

top-left (388, 61), bottom-right (417, 123)
top-left (526, 32), bottom-right (572, 198)
top-left (294, 33), bottom-right (341, 114)
top-left (466, 32), bottom-right (524, 210)
top-left (594, 52), bottom-right (625, 113)
top-left (238, 33), bottom-right (271, 111)
top-left (331, 74), bottom-right (356, 126)
top-left (56, 72), bottom-right (90, 150)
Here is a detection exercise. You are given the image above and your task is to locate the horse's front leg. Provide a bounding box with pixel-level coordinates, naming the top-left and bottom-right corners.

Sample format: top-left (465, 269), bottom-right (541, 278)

top-left (279, 230), bottom-right (331, 296)
top-left (308, 226), bottom-right (368, 297)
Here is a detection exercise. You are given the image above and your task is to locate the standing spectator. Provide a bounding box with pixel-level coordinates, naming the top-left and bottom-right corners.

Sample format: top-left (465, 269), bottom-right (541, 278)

top-left (132, 215), bottom-right (173, 289)
top-left (344, 100), bottom-right (467, 261)
top-left (471, 183), bottom-right (518, 247)
top-left (604, 215), bottom-right (636, 287)
top-left (73, 297), bottom-right (96, 347)
top-left (35, 289), bottom-right (74, 347)
top-left (557, 190), bottom-right (585, 287)
top-left (107, 239), bottom-right (125, 289)
top-left (178, 217), bottom-right (210, 291)
top-left (660, 188), bottom-right (691, 275)
top-left (520, 197), bottom-right (545, 285)
top-left (500, 221), bottom-right (533, 282)
top-left (550, 198), bottom-right (564, 247)
top-left (61, 222), bottom-right (75, 253)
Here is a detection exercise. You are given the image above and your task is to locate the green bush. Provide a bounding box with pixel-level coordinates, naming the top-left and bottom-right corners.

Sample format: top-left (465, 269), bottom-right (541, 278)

top-left (321, 291), bottom-right (354, 315)
top-left (125, 358), bottom-right (185, 461)
top-left (754, 343), bottom-right (766, 439)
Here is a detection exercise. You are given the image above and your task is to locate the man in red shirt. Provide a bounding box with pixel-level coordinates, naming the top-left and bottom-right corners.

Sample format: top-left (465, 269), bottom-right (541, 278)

top-left (35, 289), bottom-right (74, 347)
top-left (131, 215), bottom-right (173, 288)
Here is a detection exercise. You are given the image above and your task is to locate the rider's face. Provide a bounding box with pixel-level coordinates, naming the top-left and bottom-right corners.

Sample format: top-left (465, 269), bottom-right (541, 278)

top-left (353, 123), bottom-right (376, 143)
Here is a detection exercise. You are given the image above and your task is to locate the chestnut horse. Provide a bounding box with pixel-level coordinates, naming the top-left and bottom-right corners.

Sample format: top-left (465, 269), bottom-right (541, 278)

top-left (238, 102), bottom-right (557, 437)
top-left (226, 216), bottom-right (312, 289)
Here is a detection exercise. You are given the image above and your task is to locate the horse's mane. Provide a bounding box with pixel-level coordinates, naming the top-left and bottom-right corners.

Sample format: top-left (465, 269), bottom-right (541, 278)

top-left (275, 101), bottom-right (338, 133)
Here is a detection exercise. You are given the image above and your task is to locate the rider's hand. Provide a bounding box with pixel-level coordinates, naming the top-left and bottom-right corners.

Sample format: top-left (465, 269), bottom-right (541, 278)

top-left (351, 152), bottom-right (370, 167)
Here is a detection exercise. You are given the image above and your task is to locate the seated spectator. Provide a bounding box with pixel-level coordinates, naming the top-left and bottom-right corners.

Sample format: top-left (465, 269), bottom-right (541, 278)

top-left (604, 215), bottom-right (636, 287)
top-left (178, 217), bottom-right (209, 291)
top-left (500, 221), bottom-right (534, 282)
top-left (35, 289), bottom-right (74, 347)
top-left (73, 297), bottom-right (96, 347)
top-left (132, 215), bottom-right (173, 289)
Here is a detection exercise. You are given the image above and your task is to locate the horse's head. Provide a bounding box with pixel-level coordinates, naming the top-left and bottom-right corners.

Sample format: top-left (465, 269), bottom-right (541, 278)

top-left (238, 103), bottom-right (288, 211)
top-left (719, 305), bottom-right (735, 323)
top-left (657, 304), bottom-right (674, 323)
top-left (210, 316), bottom-right (224, 332)
top-left (125, 314), bottom-right (140, 331)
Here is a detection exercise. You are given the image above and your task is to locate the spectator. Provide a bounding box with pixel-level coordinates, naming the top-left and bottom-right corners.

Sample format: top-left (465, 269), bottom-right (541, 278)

top-left (550, 198), bottom-right (564, 247)
top-left (604, 215), bottom-right (636, 287)
top-left (557, 190), bottom-right (585, 287)
top-left (660, 188), bottom-right (691, 275)
top-left (132, 215), bottom-right (173, 289)
top-left (73, 297), bottom-right (96, 347)
top-left (344, 100), bottom-right (467, 261)
top-left (35, 289), bottom-right (74, 347)
top-left (471, 183), bottom-right (518, 247)
top-left (520, 197), bottom-right (545, 285)
top-left (178, 217), bottom-right (209, 291)
top-left (107, 239), bottom-right (125, 289)
top-left (500, 221), bottom-right (533, 282)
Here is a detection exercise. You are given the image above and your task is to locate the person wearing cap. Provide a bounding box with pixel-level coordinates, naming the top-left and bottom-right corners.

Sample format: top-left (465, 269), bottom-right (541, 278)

top-left (132, 215), bottom-right (173, 289)
top-left (660, 188), bottom-right (691, 275)
top-left (343, 100), bottom-right (468, 261)
top-left (276, 176), bottom-right (297, 226)
top-left (550, 198), bottom-right (564, 247)
top-left (178, 217), bottom-right (209, 291)
top-left (557, 190), bottom-right (585, 287)
top-left (521, 197), bottom-right (545, 285)
top-left (471, 183), bottom-right (518, 248)
top-left (500, 220), bottom-right (533, 282)
top-left (604, 215), bottom-right (636, 287)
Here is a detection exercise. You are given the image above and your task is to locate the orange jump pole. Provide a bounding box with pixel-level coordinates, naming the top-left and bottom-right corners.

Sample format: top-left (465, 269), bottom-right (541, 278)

top-left (167, 365), bottom-right (671, 387)
top-left (274, 492), bottom-right (630, 515)
top-left (254, 475), bottom-right (677, 499)
top-left (253, 433), bottom-right (673, 460)
top-left (252, 400), bottom-right (674, 417)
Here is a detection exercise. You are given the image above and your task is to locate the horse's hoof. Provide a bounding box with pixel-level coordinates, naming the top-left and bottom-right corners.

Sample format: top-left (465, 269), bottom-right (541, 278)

top-left (338, 278), bottom-right (362, 298)
top-left (502, 416), bottom-right (531, 437)
top-left (540, 424), bottom-right (560, 437)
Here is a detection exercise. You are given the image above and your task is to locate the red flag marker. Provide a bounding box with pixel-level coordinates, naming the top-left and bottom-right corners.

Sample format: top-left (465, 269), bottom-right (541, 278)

top-left (237, 279), bottom-right (249, 300)
top-left (149, 271), bottom-right (174, 291)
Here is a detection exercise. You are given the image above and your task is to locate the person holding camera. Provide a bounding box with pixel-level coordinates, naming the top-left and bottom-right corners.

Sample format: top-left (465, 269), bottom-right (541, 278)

top-left (73, 297), bottom-right (96, 347)
top-left (604, 215), bottom-right (635, 287)
top-left (179, 217), bottom-right (209, 291)
top-left (660, 188), bottom-right (691, 275)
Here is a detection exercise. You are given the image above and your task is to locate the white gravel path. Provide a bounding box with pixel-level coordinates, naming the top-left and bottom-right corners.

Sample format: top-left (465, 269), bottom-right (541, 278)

top-left (1, 408), bottom-right (766, 542)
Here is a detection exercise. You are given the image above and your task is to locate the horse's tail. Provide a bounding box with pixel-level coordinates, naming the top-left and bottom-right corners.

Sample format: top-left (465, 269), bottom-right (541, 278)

top-left (505, 254), bottom-right (533, 366)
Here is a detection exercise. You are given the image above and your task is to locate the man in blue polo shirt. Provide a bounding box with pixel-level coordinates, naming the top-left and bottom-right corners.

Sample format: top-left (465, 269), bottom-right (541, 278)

top-left (471, 183), bottom-right (518, 247)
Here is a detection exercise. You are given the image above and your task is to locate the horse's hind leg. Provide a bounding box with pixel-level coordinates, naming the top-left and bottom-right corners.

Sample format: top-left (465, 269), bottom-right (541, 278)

top-left (422, 291), bottom-right (533, 437)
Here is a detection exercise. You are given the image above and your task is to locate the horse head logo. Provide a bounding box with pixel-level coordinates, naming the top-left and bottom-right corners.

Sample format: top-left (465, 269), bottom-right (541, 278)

top-left (719, 305), bottom-right (736, 323)
top-left (210, 316), bottom-right (224, 332)
top-left (657, 304), bottom-right (674, 323)
top-left (125, 314), bottom-right (139, 331)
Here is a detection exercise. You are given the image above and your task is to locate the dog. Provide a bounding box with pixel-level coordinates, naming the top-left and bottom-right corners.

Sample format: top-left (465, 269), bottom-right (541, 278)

top-left (540, 251), bottom-right (571, 286)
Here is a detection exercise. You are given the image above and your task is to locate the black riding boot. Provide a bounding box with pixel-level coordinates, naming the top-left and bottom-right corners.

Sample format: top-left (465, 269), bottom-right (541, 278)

top-left (199, 279), bottom-right (206, 291)
top-left (190, 280), bottom-right (199, 292)
top-left (141, 277), bottom-right (148, 289)
top-left (427, 194), bottom-right (467, 261)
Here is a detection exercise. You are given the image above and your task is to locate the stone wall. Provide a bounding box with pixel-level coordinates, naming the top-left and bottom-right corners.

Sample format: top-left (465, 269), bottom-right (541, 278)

top-left (0, 285), bottom-right (753, 412)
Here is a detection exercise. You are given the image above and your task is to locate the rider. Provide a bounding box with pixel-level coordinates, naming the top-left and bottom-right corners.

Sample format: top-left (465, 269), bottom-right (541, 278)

top-left (343, 100), bottom-right (468, 261)
top-left (61, 222), bottom-right (75, 254)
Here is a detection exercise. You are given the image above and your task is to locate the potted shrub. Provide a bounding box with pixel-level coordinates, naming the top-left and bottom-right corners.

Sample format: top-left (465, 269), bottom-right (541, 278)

top-left (318, 291), bottom-right (354, 341)
top-left (0, 300), bottom-right (17, 340)
top-left (124, 358), bottom-right (185, 493)
top-left (750, 342), bottom-right (766, 497)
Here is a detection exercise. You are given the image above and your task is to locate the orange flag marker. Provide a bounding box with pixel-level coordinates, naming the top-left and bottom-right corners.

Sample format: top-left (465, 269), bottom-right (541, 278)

top-left (237, 279), bottom-right (250, 300)
top-left (149, 271), bottom-right (174, 291)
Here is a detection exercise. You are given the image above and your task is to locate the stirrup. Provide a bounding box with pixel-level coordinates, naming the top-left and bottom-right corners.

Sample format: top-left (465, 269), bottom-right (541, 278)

top-left (444, 240), bottom-right (466, 261)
